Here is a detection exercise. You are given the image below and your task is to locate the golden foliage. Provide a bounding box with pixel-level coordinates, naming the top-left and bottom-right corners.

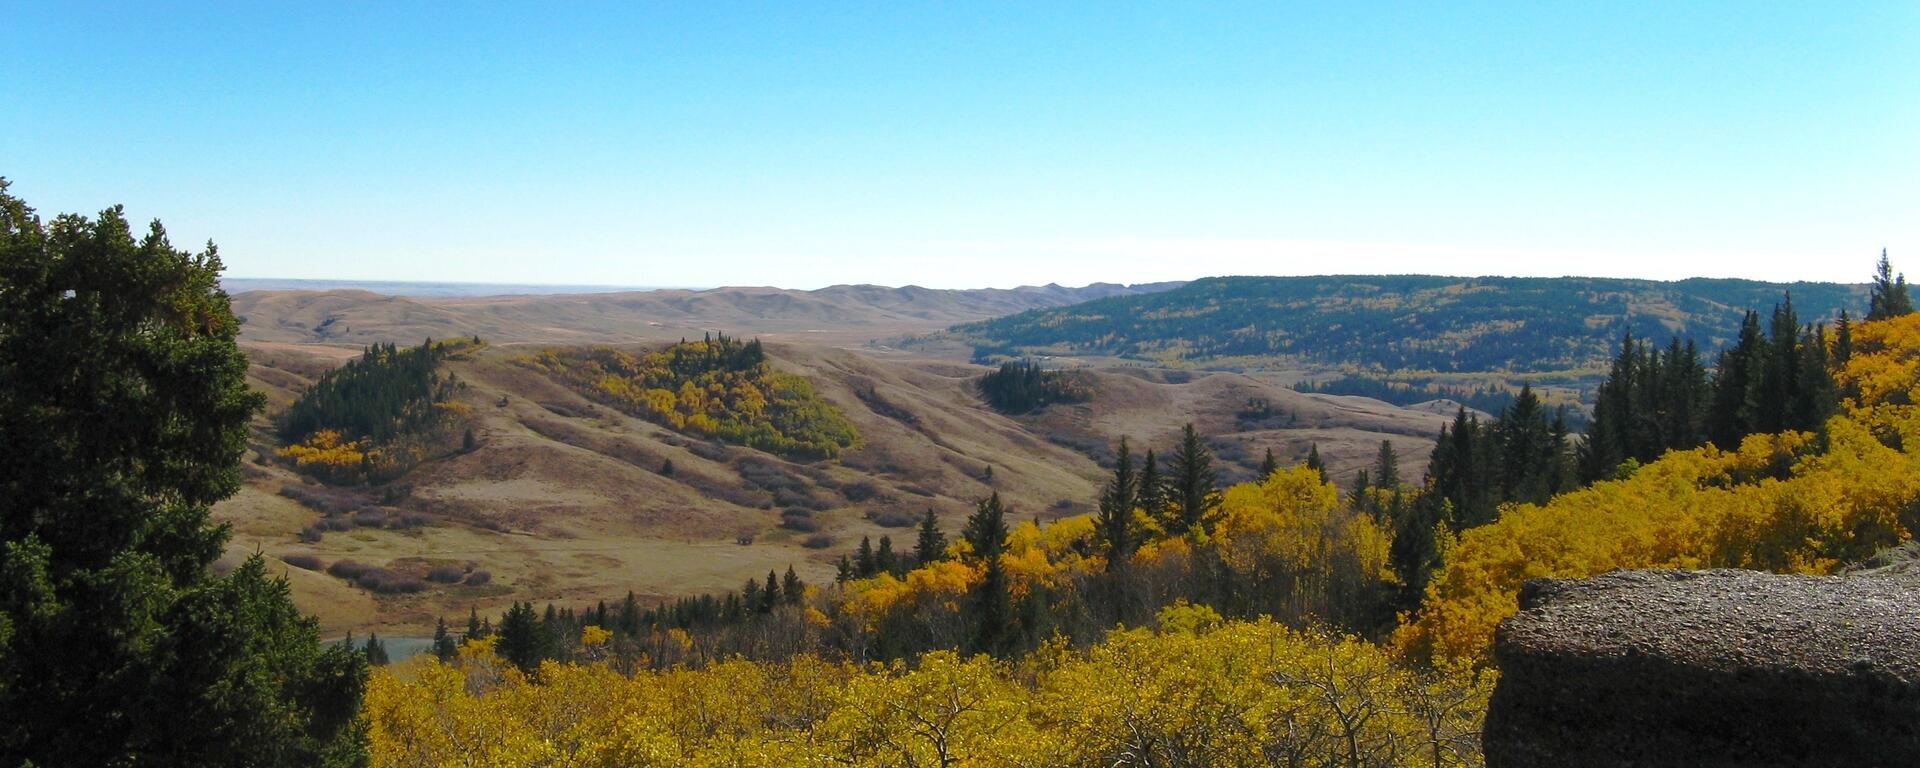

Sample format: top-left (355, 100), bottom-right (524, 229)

top-left (366, 618), bottom-right (1491, 767)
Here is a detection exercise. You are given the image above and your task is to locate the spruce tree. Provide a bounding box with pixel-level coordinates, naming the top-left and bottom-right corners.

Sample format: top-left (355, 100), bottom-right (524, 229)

top-left (1165, 424), bottom-right (1221, 536)
top-left (1306, 443), bottom-right (1328, 483)
top-left (913, 509), bottom-right (947, 565)
top-left (1259, 447), bottom-right (1280, 479)
top-left (1094, 437), bottom-right (1140, 572)
top-left (760, 571), bottom-right (781, 613)
top-left (433, 618), bottom-right (458, 661)
top-left (782, 566), bottom-right (804, 606)
top-left (1374, 440), bottom-right (1400, 489)
top-left (1707, 311), bottom-right (1767, 450)
top-left (497, 602), bottom-right (544, 675)
top-left (962, 493), bottom-right (1013, 654)
top-left (875, 536), bottom-right (899, 576)
top-left (0, 183), bottom-right (367, 766)
top-left (1869, 249), bottom-right (1914, 320)
top-left (364, 633), bottom-right (390, 666)
top-left (855, 536), bottom-right (876, 578)
top-left (1136, 449), bottom-right (1167, 523)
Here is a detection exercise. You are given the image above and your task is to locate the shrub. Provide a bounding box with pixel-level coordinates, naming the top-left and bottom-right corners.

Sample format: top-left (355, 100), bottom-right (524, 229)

top-left (353, 509), bottom-right (389, 528)
top-left (870, 510), bottom-right (916, 528)
top-left (780, 516), bottom-right (821, 533)
top-left (841, 481), bottom-right (880, 502)
top-left (464, 570), bottom-right (493, 586)
top-left (425, 565), bottom-right (465, 583)
top-left (283, 554), bottom-right (323, 571)
top-left (802, 534), bottom-right (835, 550)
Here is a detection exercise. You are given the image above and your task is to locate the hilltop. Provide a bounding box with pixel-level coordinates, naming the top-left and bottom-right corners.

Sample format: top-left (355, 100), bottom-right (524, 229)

top-left (229, 281), bottom-right (1184, 347)
top-left (937, 275), bottom-right (1867, 373)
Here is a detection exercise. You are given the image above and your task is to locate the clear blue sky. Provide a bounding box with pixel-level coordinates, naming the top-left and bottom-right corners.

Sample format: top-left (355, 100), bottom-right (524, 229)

top-left (6, 2), bottom-right (1916, 289)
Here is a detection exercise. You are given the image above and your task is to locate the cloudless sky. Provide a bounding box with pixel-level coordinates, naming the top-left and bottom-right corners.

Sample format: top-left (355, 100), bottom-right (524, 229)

top-left (6, 2), bottom-right (1917, 289)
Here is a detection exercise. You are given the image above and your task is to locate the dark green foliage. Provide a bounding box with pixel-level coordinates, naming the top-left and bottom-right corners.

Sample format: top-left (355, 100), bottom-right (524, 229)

top-left (1095, 437), bottom-right (1140, 571)
top-left (1295, 375), bottom-right (1529, 421)
top-left (977, 359), bottom-right (1092, 413)
top-left (1374, 440), bottom-right (1400, 489)
top-left (1306, 444), bottom-right (1328, 483)
top-left (955, 275), bottom-right (1864, 372)
top-left (660, 458), bottom-right (675, 476)
top-left (914, 509), bottom-right (947, 565)
top-left (783, 566), bottom-right (804, 606)
top-left (963, 493), bottom-right (1013, 654)
top-left (1163, 424), bottom-right (1221, 536)
top-left (1137, 450), bottom-right (1167, 523)
top-left (875, 537), bottom-right (899, 577)
top-left (1259, 447), bottom-right (1280, 479)
top-left (433, 618), bottom-right (457, 661)
top-left (364, 633), bottom-right (389, 666)
top-left (279, 337), bottom-right (467, 482)
top-left (1869, 250), bottom-right (1913, 321)
top-left (497, 602), bottom-right (543, 675)
top-left (855, 536), bottom-right (877, 578)
top-left (0, 182), bottom-right (367, 766)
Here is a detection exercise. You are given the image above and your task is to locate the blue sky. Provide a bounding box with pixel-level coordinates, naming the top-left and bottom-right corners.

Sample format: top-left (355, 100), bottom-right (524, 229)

top-left (6, 2), bottom-right (1916, 289)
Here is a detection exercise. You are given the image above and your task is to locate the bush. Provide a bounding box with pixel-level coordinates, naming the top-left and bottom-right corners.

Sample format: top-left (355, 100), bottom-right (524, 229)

top-left (283, 554), bottom-right (323, 571)
top-left (802, 534), bottom-right (835, 550)
top-left (464, 570), bottom-right (492, 586)
top-left (425, 565), bottom-right (465, 583)
top-left (780, 516), bottom-right (821, 533)
top-left (327, 559), bottom-right (428, 594)
top-left (279, 484), bottom-right (363, 515)
top-left (901, 485), bottom-right (936, 498)
top-left (353, 509), bottom-right (389, 528)
top-left (870, 510), bottom-right (916, 528)
top-left (841, 481), bottom-right (880, 502)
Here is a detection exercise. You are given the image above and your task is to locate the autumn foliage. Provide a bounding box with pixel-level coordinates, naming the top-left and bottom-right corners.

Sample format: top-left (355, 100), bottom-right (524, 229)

top-left (531, 335), bottom-right (860, 460)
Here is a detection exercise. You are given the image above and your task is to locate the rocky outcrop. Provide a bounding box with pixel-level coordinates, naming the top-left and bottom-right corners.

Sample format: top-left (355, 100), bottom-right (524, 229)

top-left (1484, 569), bottom-right (1920, 768)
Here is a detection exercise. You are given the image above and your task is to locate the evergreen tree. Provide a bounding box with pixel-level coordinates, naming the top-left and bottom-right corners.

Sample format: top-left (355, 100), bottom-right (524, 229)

top-left (855, 536), bottom-right (876, 578)
top-left (1259, 447), bottom-right (1280, 479)
top-left (1094, 437), bottom-right (1140, 572)
top-left (466, 606), bottom-right (487, 641)
top-left (1349, 468), bottom-right (1372, 510)
top-left (1305, 443), bottom-right (1328, 483)
top-left (1164, 424), bottom-right (1221, 536)
top-left (1757, 297), bottom-right (1801, 435)
top-left (835, 556), bottom-right (853, 584)
top-left (782, 566), bottom-right (804, 606)
top-left (1869, 249), bottom-right (1913, 320)
top-left (760, 571), bottom-right (781, 613)
top-left (913, 509), bottom-right (947, 565)
top-left (364, 633), bottom-right (390, 666)
top-left (0, 183), bottom-right (367, 766)
top-left (1136, 450), bottom-right (1167, 523)
top-left (660, 458), bottom-right (675, 476)
top-left (1707, 311), bottom-right (1767, 450)
top-left (496, 602), bottom-right (544, 675)
top-left (741, 578), bottom-right (762, 613)
top-left (432, 618), bottom-right (457, 661)
top-left (962, 494), bottom-right (1013, 654)
top-left (1790, 324), bottom-right (1837, 433)
top-left (1835, 310), bottom-right (1855, 368)
top-left (1374, 440), bottom-right (1400, 489)
top-left (875, 536), bottom-right (899, 577)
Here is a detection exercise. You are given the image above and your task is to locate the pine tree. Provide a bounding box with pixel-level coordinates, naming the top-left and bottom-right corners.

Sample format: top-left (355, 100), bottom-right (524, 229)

top-left (782, 566), bottom-right (804, 606)
top-left (1707, 311), bottom-right (1767, 450)
top-left (962, 493), bottom-right (1013, 654)
top-left (497, 602), bottom-right (544, 675)
top-left (1869, 249), bottom-right (1913, 320)
top-left (835, 555), bottom-right (853, 584)
top-left (660, 458), bottom-right (675, 476)
top-left (1259, 447), bottom-right (1280, 479)
top-left (1137, 449), bottom-right (1167, 523)
top-left (467, 606), bottom-right (486, 642)
top-left (855, 536), bottom-right (876, 578)
top-left (1164, 424), bottom-right (1221, 536)
top-left (364, 633), bottom-right (390, 666)
top-left (433, 618), bottom-right (458, 661)
top-left (876, 536), bottom-right (899, 576)
top-left (0, 183), bottom-right (367, 766)
top-left (760, 571), bottom-right (781, 613)
top-left (914, 509), bottom-right (947, 565)
top-left (1835, 310), bottom-right (1854, 368)
top-left (1306, 443), bottom-right (1328, 483)
top-left (1094, 437), bottom-right (1140, 572)
top-left (1374, 440), bottom-right (1400, 489)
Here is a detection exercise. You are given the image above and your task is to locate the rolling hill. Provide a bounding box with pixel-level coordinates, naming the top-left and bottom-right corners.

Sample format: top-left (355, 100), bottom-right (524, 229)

top-left (220, 339), bottom-right (1448, 637)
top-left (937, 275), bottom-right (1868, 373)
top-left (230, 281), bottom-right (1185, 347)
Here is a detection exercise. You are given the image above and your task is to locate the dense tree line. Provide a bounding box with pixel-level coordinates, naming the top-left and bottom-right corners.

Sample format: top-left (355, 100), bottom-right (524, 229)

top-left (955, 275), bottom-right (1863, 372)
top-left (0, 183), bottom-right (368, 765)
top-left (1294, 375), bottom-right (1527, 423)
top-left (278, 338), bottom-right (474, 483)
top-left (976, 359), bottom-right (1093, 413)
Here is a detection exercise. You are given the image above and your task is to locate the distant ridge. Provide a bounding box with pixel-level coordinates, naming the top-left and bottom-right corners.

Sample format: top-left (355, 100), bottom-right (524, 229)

top-left (230, 281), bottom-right (1185, 345)
top-left (942, 274), bottom-right (1868, 373)
top-left (222, 278), bottom-right (673, 297)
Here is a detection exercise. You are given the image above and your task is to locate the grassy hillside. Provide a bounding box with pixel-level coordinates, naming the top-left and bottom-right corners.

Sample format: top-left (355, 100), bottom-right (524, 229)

top-left (218, 341), bottom-right (1446, 637)
top-left (944, 275), bottom-right (1867, 373)
top-left (231, 281), bottom-right (1183, 346)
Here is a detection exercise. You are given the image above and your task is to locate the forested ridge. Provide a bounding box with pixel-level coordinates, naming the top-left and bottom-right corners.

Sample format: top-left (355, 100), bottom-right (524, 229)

top-left (278, 337), bottom-right (477, 483)
top-left (531, 335), bottom-right (861, 460)
top-left (950, 274), bottom-right (1866, 372)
